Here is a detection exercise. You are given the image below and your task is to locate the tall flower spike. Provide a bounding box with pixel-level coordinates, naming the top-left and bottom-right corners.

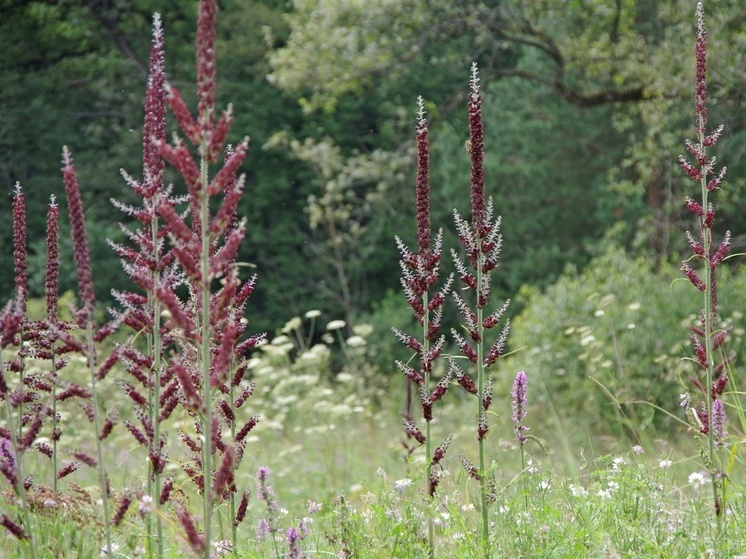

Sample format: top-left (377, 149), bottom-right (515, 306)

top-left (12, 184), bottom-right (27, 316)
top-left (45, 196), bottom-right (60, 322)
top-left (142, 13), bottom-right (167, 197)
top-left (512, 371), bottom-right (528, 443)
top-left (61, 147), bottom-right (96, 320)
top-left (415, 96), bottom-right (431, 251)
top-left (468, 63), bottom-right (485, 236)
top-left (196, 0), bottom-right (218, 139)
top-left (694, 2), bottom-right (707, 136)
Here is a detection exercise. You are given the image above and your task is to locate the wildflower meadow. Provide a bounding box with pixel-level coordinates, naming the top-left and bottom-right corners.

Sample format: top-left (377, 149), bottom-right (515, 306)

top-left (1, 2), bottom-right (745, 558)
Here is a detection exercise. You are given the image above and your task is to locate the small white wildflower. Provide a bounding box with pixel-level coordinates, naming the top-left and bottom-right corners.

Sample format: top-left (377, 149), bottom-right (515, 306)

top-left (628, 302), bottom-right (641, 311)
top-left (139, 494), bottom-right (153, 515)
top-left (688, 471), bottom-right (707, 489)
top-left (611, 457), bottom-right (626, 471)
top-left (679, 393), bottom-right (691, 408)
top-left (461, 503), bottom-right (475, 512)
top-left (659, 459), bottom-right (672, 469)
top-left (632, 445), bottom-right (644, 454)
top-left (626, 323), bottom-right (636, 330)
top-left (394, 478), bottom-right (413, 493)
top-left (569, 484), bottom-right (588, 498)
top-left (597, 489), bottom-right (612, 500)
top-left (326, 320), bottom-right (346, 331)
top-left (538, 481), bottom-right (550, 491)
top-left (281, 316), bottom-right (302, 334)
top-left (580, 334), bottom-right (596, 346)
top-left (376, 467), bottom-right (386, 478)
top-left (607, 481), bottom-right (619, 492)
top-left (304, 309), bottom-right (322, 318)
top-left (346, 335), bottom-right (366, 347)
top-left (594, 310), bottom-right (605, 317)
top-left (526, 458), bottom-right (538, 474)
top-left (43, 499), bottom-right (57, 508)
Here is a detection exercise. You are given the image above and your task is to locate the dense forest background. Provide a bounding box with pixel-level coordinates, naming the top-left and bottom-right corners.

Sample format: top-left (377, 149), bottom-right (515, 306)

top-left (2, 1), bottom-right (746, 407)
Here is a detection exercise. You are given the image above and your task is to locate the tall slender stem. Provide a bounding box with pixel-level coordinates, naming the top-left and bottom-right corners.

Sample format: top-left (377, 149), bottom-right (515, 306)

top-left (475, 261), bottom-right (489, 559)
top-left (698, 126), bottom-right (718, 514)
top-left (150, 207), bottom-right (165, 559)
top-left (87, 319), bottom-right (112, 555)
top-left (199, 147), bottom-right (213, 559)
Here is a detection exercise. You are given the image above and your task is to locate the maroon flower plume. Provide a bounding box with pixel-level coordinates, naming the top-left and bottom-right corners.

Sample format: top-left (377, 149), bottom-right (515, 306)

top-left (61, 147), bottom-right (95, 319)
top-left (196, 0), bottom-right (218, 142)
top-left (12, 184), bottom-right (27, 316)
top-left (468, 64), bottom-right (485, 236)
top-left (45, 197), bottom-right (60, 322)
top-left (142, 13), bottom-right (167, 197)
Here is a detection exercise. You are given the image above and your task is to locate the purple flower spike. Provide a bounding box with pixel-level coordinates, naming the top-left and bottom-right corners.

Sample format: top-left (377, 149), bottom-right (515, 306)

top-left (512, 371), bottom-right (529, 444)
top-left (12, 184), bottom-right (27, 316)
top-left (712, 399), bottom-right (727, 446)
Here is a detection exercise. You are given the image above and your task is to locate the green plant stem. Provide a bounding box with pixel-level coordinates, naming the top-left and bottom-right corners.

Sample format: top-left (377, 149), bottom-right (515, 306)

top-left (475, 258), bottom-right (489, 559)
top-left (1, 352), bottom-right (36, 559)
top-left (199, 149), bottom-right (213, 559)
top-left (520, 442), bottom-right (528, 511)
top-left (698, 126), bottom-right (719, 516)
top-left (87, 319), bottom-right (112, 556)
top-left (51, 354), bottom-right (59, 494)
top-left (229, 382), bottom-right (238, 558)
top-left (421, 292), bottom-right (434, 558)
top-left (150, 207), bottom-right (165, 559)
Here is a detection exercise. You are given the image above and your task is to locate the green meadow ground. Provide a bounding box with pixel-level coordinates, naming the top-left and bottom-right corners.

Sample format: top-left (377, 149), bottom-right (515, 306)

top-left (2, 346), bottom-right (744, 558)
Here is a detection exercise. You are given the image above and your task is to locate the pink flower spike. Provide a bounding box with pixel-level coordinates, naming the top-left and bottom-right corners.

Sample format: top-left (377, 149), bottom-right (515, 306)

top-left (706, 166), bottom-right (727, 192)
top-left (167, 84), bottom-right (201, 145)
top-left (415, 96), bottom-right (431, 252)
top-left (61, 147), bottom-right (96, 318)
top-left (710, 230), bottom-right (731, 268)
top-left (159, 139), bottom-right (201, 194)
top-left (210, 220), bottom-right (246, 279)
top-left (679, 156), bottom-right (702, 181)
top-left (12, 183), bottom-right (27, 316)
top-left (686, 197), bottom-right (704, 217)
top-left (468, 63), bottom-right (485, 236)
top-left (681, 263), bottom-right (706, 291)
top-left (207, 104), bottom-right (235, 163)
top-left (196, 0), bottom-right (218, 135)
top-left (208, 138), bottom-right (249, 196)
top-left (142, 13), bottom-right (167, 196)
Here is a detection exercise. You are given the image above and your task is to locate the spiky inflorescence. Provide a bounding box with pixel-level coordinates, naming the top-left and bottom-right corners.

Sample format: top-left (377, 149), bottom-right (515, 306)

top-left (512, 371), bottom-right (529, 444)
top-left (12, 184), bottom-right (27, 316)
top-left (678, 3), bottom-right (733, 518)
top-left (45, 197), bottom-right (60, 322)
top-left (679, 4), bottom-right (730, 414)
top-left (468, 64), bottom-right (486, 237)
top-left (196, 0), bottom-right (217, 143)
top-left (394, 97), bottom-right (453, 498)
top-left (61, 147), bottom-right (95, 322)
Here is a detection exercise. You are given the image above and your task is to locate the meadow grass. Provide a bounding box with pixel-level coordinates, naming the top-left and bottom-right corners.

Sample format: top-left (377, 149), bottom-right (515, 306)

top-left (1, 1), bottom-right (745, 558)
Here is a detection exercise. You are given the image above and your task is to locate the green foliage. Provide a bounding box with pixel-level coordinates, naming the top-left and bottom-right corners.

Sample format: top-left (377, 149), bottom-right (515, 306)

top-left (504, 245), bottom-right (746, 438)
